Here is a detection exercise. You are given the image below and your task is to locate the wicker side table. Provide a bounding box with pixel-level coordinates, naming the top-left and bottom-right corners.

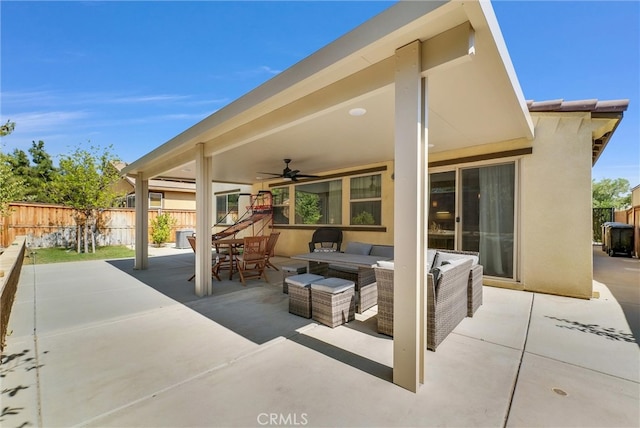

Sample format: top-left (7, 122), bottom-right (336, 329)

top-left (310, 278), bottom-right (355, 328)
top-left (281, 262), bottom-right (308, 294)
top-left (286, 273), bottom-right (324, 318)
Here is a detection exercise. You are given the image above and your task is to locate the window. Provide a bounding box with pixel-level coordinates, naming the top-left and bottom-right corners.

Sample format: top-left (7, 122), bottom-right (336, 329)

top-left (295, 180), bottom-right (342, 225)
top-left (350, 174), bottom-right (381, 225)
top-left (216, 193), bottom-right (240, 224)
top-left (271, 187), bottom-right (290, 224)
top-left (126, 194), bottom-right (135, 208)
top-left (149, 192), bottom-right (163, 209)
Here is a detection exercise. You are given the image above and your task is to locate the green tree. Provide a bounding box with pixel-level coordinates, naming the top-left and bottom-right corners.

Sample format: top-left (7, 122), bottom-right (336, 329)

top-left (0, 120), bottom-right (24, 218)
top-left (51, 144), bottom-right (124, 253)
top-left (0, 120), bottom-right (15, 137)
top-left (5, 141), bottom-right (58, 202)
top-left (592, 178), bottom-right (631, 209)
top-left (295, 192), bottom-right (322, 224)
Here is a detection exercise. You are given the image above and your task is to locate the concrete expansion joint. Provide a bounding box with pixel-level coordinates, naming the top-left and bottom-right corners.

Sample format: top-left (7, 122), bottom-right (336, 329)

top-left (523, 350), bottom-right (640, 385)
top-left (502, 292), bottom-right (535, 427)
top-left (452, 331), bottom-right (524, 352)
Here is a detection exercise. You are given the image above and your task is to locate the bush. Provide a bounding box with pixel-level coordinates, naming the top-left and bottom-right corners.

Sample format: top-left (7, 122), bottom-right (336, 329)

top-left (352, 211), bottom-right (375, 225)
top-left (150, 213), bottom-right (176, 245)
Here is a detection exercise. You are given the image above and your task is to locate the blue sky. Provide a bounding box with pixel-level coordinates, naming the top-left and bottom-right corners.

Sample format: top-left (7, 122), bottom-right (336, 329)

top-left (1, 1), bottom-right (638, 186)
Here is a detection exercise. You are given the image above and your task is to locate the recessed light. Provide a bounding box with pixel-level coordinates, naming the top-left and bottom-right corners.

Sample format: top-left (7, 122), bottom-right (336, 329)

top-left (349, 107), bottom-right (367, 116)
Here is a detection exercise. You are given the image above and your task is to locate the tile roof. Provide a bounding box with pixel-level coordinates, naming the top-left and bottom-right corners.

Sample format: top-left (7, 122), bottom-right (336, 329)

top-left (527, 99), bottom-right (629, 165)
top-left (527, 99), bottom-right (629, 113)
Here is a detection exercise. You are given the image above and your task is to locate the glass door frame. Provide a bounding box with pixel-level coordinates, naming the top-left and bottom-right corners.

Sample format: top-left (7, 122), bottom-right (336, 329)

top-left (428, 158), bottom-right (520, 282)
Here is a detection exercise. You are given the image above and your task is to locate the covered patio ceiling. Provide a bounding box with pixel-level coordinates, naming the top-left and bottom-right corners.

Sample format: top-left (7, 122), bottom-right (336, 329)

top-left (123, 0), bottom-right (533, 185)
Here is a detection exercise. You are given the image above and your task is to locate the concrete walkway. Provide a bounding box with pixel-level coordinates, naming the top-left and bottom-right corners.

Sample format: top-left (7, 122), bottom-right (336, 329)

top-left (2, 246), bottom-right (638, 427)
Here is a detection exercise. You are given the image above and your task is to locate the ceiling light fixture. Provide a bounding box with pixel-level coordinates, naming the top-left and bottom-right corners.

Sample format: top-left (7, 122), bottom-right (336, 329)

top-left (349, 107), bottom-right (367, 117)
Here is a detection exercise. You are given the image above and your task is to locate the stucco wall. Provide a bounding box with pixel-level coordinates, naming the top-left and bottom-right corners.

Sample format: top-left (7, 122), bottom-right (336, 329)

top-left (520, 113), bottom-right (594, 298)
top-left (163, 191), bottom-right (196, 210)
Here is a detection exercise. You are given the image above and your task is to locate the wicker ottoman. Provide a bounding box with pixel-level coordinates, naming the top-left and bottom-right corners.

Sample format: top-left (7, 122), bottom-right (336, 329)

top-left (310, 278), bottom-right (355, 328)
top-left (286, 273), bottom-right (324, 318)
top-left (282, 262), bottom-right (308, 294)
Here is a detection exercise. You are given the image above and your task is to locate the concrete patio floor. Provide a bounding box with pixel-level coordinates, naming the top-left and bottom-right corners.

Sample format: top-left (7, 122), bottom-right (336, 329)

top-left (2, 246), bottom-right (639, 427)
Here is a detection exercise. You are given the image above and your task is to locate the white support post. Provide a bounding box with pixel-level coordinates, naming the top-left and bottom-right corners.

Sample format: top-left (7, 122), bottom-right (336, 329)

top-left (195, 143), bottom-right (213, 296)
top-left (134, 173), bottom-right (149, 270)
top-left (393, 40), bottom-right (427, 392)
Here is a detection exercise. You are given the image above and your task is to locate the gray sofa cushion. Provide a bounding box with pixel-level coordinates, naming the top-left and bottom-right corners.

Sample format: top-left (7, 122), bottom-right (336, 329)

top-left (427, 249), bottom-right (437, 270)
top-left (377, 260), bottom-right (395, 270)
top-left (370, 245), bottom-right (394, 258)
top-left (311, 277), bottom-right (355, 293)
top-left (433, 251), bottom-right (479, 268)
top-left (344, 242), bottom-right (373, 255)
top-left (285, 273), bottom-right (325, 287)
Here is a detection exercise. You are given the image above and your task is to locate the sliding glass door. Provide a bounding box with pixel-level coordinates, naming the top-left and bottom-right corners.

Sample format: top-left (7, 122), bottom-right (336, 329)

top-left (428, 171), bottom-right (456, 250)
top-left (429, 162), bottom-right (516, 279)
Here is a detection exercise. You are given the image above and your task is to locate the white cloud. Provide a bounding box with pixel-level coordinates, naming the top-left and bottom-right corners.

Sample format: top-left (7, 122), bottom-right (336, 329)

top-left (105, 94), bottom-right (192, 104)
top-left (5, 110), bottom-right (89, 133)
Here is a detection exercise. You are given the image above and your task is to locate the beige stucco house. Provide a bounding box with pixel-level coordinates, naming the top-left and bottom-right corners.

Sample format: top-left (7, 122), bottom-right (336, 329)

top-left (121, 0), bottom-right (627, 391)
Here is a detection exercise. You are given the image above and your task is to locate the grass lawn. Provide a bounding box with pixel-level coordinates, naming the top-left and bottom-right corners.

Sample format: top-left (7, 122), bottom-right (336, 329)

top-left (25, 246), bottom-right (135, 264)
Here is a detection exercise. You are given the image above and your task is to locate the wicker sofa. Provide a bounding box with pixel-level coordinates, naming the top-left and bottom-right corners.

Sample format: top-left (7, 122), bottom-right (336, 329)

top-left (326, 242), bottom-right (394, 314)
top-left (374, 257), bottom-right (474, 351)
top-left (431, 249), bottom-right (483, 317)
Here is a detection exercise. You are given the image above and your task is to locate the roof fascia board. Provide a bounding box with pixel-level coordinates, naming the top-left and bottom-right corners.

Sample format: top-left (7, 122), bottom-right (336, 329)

top-left (474, 0), bottom-right (534, 140)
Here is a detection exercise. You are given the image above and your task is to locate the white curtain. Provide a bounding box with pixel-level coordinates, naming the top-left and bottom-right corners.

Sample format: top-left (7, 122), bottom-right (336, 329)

top-left (327, 180), bottom-right (342, 225)
top-left (479, 164), bottom-right (514, 277)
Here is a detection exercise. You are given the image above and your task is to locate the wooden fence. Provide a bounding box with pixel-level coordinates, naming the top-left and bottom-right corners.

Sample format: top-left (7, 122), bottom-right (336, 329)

top-left (0, 203), bottom-right (197, 248)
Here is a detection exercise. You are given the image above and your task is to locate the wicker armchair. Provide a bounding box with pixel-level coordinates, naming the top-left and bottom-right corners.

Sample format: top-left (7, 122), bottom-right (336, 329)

top-left (433, 249), bottom-right (483, 317)
top-left (374, 258), bottom-right (473, 351)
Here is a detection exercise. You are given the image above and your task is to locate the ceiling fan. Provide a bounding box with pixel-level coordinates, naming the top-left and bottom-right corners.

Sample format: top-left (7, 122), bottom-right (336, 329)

top-left (258, 159), bottom-right (318, 182)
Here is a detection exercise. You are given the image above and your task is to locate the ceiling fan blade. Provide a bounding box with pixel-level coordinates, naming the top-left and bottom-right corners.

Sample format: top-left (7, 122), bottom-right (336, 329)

top-left (257, 172), bottom-right (283, 176)
top-left (293, 173), bottom-right (318, 178)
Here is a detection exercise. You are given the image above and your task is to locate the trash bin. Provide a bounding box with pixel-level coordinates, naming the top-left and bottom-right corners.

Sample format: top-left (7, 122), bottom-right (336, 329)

top-left (175, 229), bottom-right (195, 249)
top-left (603, 222), bottom-right (634, 257)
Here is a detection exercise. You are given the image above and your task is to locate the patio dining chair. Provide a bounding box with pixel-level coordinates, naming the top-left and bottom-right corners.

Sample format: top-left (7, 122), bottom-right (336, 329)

top-left (264, 232), bottom-right (281, 271)
top-left (236, 235), bottom-right (269, 284)
top-left (187, 235), bottom-right (227, 282)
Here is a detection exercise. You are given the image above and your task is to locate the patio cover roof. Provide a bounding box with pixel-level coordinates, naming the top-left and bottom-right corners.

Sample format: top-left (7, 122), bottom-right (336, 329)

top-left (122, 0), bottom-right (534, 184)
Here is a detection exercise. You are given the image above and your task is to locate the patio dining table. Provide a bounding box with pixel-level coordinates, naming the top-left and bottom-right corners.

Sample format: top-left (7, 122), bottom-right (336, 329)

top-left (291, 251), bottom-right (390, 271)
top-left (213, 238), bottom-right (245, 280)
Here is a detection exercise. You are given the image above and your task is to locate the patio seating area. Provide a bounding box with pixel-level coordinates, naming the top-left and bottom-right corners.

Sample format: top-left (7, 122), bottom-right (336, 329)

top-left (2, 245), bottom-right (638, 427)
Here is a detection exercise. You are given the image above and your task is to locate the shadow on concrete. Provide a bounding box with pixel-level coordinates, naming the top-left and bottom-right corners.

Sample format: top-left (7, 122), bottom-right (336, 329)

top-left (0, 348), bottom-right (47, 428)
top-left (106, 253), bottom-right (390, 380)
top-left (592, 246), bottom-right (640, 346)
top-left (545, 315), bottom-right (636, 343)
top-left (290, 334), bottom-right (393, 382)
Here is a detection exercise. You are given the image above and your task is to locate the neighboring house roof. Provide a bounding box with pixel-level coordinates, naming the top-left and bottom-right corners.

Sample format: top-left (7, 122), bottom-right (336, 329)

top-left (527, 99), bottom-right (628, 113)
top-left (132, 177), bottom-right (195, 194)
top-left (115, 162), bottom-right (196, 193)
top-left (527, 98), bottom-right (629, 165)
